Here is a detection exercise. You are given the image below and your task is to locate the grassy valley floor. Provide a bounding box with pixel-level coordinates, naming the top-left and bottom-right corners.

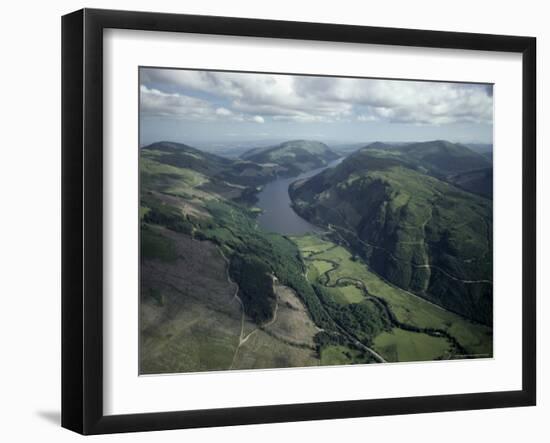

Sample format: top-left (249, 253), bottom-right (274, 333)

top-left (291, 234), bottom-right (493, 362)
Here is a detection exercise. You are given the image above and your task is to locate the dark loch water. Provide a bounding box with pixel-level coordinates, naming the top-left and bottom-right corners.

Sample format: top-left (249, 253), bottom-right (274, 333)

top-left (256, 158), bottom-right (343, 235)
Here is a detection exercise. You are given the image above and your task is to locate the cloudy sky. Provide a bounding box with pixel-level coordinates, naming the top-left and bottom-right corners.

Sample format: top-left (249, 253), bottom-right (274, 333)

top-left (139, 67), bottom-right (493, 148)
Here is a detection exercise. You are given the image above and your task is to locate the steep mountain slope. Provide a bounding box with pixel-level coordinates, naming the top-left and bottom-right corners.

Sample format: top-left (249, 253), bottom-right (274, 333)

top-left (465, 143), bottom-right (493, 155)
top-left (362, 140), bottom-right (492, 179)
top-left (289, 148), bottom-right (493, 325)
top-left (447, 167), bottom-right (493, 198)
top-left (141, 141), bottom-right (280, 190)
top-left (241, 140), bottom-right (340, 176)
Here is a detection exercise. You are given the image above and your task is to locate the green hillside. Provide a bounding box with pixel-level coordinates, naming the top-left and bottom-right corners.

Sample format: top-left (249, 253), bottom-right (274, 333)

top-left (142, 141), bottom-right (281, 190)
top-left (241, 140), bottom-right (340, 176)
top-left (362, 140), bottom-right (492, 179)
top-left (289, 147), bottom-right (493, 325)
top-left (447, 167), bottom-right (493, 198)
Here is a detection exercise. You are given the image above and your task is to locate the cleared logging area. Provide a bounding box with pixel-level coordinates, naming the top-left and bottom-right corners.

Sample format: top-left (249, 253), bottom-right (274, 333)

top-left (140, 231), bottom-right (321, 373)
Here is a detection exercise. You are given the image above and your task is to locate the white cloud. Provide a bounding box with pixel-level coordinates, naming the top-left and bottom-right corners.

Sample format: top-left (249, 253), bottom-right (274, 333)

top-left (298, 77), bottom-right (493, 125)
top-left (357, 114), bottom-right (379, 122)
top-left (215, 107), bottom-right (233, 116)
top-left (140, 69), bottom-right (493, 126)
top-left (140, 85), bottom-right (213, 120)
top-left (141, 86), bottom-right (246, 123)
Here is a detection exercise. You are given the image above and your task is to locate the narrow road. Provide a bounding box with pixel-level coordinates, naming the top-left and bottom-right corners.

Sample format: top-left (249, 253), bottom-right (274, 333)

top-left (412, 264), bottom-right (493, 284)
top-left (240, 290), bottom-right (279, 347)
top-left (302, 251), bottom-right (387, 363)
top-left (217, 247), bottom-right (249, 369)
top-left (347, 335), bottom-right (387, 363)
top-left (303, 236), bottom-right (476, 358)
top-left (219, 246), bottom-right (282, 369)
top-left (329, 223), bottom-right (492, 285)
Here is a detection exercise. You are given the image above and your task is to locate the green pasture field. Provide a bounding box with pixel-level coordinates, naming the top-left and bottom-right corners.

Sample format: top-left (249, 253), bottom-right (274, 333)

top-left (373, 328), bottom-right (451, 362)
top-left (293, 234), bottom-right (492, 357)
top-left (320, 345), bottom-right (369, 366)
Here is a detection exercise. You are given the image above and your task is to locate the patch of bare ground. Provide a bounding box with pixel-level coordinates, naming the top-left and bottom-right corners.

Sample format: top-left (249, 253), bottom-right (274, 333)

top-left (140, 229), bottom-right (253, 374)
top-left (230, 280), bottom-right (320, 370)
top-left (198, 180), bottom-right (244, 200)
top-left (141, 229), bottom-right (321, 373)
top-left (262, 282), bottom-right (321, 348)
top-left (231, 328), bottom-right (320, 370)
top-left (151, 191), bottom-right (210, 219)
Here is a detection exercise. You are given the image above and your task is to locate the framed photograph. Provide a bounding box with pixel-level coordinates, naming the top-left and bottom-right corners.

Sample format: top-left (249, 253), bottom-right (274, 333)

top-left (62, 8), bottom-right (536, 435)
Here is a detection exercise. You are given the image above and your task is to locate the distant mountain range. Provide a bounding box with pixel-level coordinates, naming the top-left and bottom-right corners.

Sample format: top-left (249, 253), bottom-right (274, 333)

top-left (361, 140), bottom-right (491, 175)
top-left (141, 141), bottom-right (277, 193)
top-left (240, 140), bottom-right (340, 176)
top-left (358, 140), bottom-right (493, 198)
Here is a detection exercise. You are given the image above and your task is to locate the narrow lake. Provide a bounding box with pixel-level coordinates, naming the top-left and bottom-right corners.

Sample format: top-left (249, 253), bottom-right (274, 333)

top-left (256, 158), bottom-right (343, 235)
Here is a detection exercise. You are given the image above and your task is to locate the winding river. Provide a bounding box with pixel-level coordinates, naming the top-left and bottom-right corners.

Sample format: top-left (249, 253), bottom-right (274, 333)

top-left (256, 158), bottom-right (343, 235)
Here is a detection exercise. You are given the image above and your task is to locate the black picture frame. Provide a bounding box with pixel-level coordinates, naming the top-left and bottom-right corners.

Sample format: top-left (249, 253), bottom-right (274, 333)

top-left (61, 8), bottom-right (537, 435)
